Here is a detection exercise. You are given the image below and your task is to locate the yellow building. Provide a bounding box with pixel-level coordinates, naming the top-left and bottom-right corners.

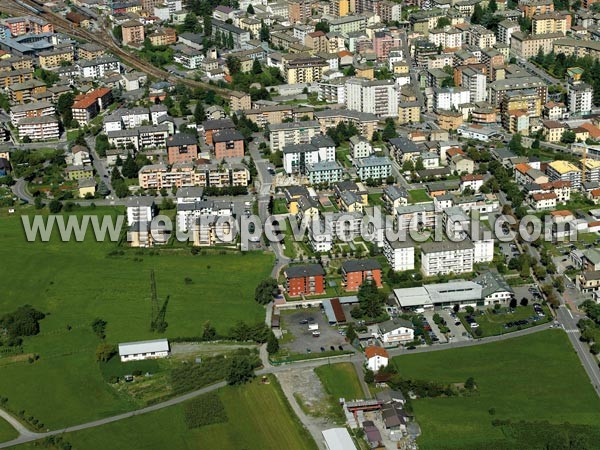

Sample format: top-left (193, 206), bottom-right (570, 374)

top-left (38, 48), bottom-right (74, 69)
top-left (398, 102), bottom-right (421, 125)
top-left (532, 12), bottom-right (569, 35)
top-left (355, 65), bottom-right (374, 79)
top-left (78, 178), bottom-right (96, 198)
top-left (542, 120), bottom-right (565, 143)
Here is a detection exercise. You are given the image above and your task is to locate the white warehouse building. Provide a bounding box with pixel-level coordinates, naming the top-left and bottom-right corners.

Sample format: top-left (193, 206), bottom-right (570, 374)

top-left (118, 338), bottom-right (170, 362)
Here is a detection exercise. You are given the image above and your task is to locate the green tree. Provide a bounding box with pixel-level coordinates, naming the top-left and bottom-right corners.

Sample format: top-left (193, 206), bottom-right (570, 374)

top-left (202, 321), bottom-right (217, 341)
top-left (357, 280), bottom-right (385, 319)
top-left (226, 56), bottom-right (241, 74)
top-left (254, 278), bottom-right (279, 304)
top-left (488, 0), bottom-right (498, 12)
top-left (266, 331), bottom-right (279, 354)
top-left (113, 25), bottom-right (122, 42)
top-left (91, 318), bottom-right (107, 339)
top-left (364, 369), bottom-right (375, 384)
top-left (315, 21), bottom-right (330, 33)
top-left (252, 58), bottom-right (263, 74)
top-left (437, 17), bottom-right (451, 28)
top-left (465, 377), bottom-right (475, 390)
top-left (246, 3), bottom-right (255, 14)
top-left (48, 199), bottom-right (62, 213)
top-left (226, 355), bottom-right (254, 385)
top-left (382, 119), bottom-right (398, 140)
top-left (193, 102), bottom-right (206, 123)
top-left (259, 20), bottom-right (270, 42)
top-left (182, 13), bottom-right (200, 33)
top-left (471, 4), bottom-right (484, 24)
top-left (346, 324), bottom-right (358, 343)
top-left (203, 15), bottom-right (212, 36)
top-left (121, 153), bottom-right (138, 179)
top-left (561, 130), bottom-right (576, 144)
top-left (95, 343), bottom-right (116, 362)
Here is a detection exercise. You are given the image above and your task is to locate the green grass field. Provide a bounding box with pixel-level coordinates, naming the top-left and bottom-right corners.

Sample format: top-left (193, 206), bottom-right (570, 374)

top-left (459, 305), bottom-right (552, 337)
top-left (0, 207), bottom-right (273, 429)
top-left (408, 189), bottom-right (431, 204)
top-left (315, 362), bottom-right (364, 400)
top-left (392, 330), bottom-right (600, 450)
top-left (0, 418), bottom-right (17, 443)
top-left (16, 377), bottom-right (317, 450)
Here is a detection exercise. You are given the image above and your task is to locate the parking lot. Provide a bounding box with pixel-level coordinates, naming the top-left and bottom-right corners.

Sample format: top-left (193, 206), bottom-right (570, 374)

top-left (500, 242), bottom-right (521, 261)
top-left (512, 285), bottom-right (543, 304)
top-left (437, 309), bottom-right (471, 342)
top-left (280, 308), bottom-right (348, 356)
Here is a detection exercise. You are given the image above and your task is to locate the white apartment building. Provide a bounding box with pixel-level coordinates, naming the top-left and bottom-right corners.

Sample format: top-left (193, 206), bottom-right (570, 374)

top-left (497, 20), bottom-right (520, 45)
top-left (282, 135), bottom-right (335, 175)
top-left (461, 68), bottom-right (487, 103)
top-left (346, 78), bottom-right (398, 118)
top-left (434, 87), bottom-right (471, 112)
top-left (349, 135), bottom-right (373, 159)
top-left (126, 197), bottom-right (156, 226)
top-left (306, 160), bottom-right (344, 184)
top-left (421, 240), bottom-right (475, 277)
top-left (78, 56), bottom-right (121, 79)
top-left (428, 26), bottom-right (462, 49)
top-left (318, 77), bottom-right (347, 104)
top-left (10, 101), bottom-right (56, 126)
top-left (465, 24), bottom-right (496, 49)
top-left (384, 238), bottom-right (415, 272)
top-left (354, 155), bottom-right (392, 181)
top-left (269, 121), bottom-right (321, 152)
top-left (568, 83), bottom-right (593, 116)
top-left (17, 116), bottom-right (59, 141)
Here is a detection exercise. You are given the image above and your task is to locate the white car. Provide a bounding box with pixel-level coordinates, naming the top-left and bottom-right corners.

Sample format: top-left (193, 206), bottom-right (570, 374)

top-left (470, 322), bottom-right (479, 329)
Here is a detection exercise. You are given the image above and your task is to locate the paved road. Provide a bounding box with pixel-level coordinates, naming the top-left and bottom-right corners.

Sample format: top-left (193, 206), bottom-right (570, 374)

top-left (556, 305), bottom-right (600, 397)
top-left (11, 179), bottom-right (34, 204)
top-left (387, 321), bottom-right (554, 357)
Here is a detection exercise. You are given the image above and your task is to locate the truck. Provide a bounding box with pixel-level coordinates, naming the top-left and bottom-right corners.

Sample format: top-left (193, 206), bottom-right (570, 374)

top-left (308, 324), bottom-right (319, 331)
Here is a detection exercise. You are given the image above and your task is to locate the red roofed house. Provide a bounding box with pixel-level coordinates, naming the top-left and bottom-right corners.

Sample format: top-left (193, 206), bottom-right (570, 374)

top-left (531, 192), bottom-right (557, 211)
top-left (365, 346), bottom-right (389, 372)
top-left (284, 264), bottom-right (325, 297)
top-left (588, 188), bottom-right (600, 204)
top-left (550, 210), bottom-right (574, 223)
top-left (460, 174), bottom-right (484, 193)
top-left (71, 88), bottom-right (113, 125)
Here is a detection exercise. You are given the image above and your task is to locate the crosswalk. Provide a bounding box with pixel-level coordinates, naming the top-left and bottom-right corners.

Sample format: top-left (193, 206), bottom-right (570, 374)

top-left (564, 329), bottom-right (579, 334)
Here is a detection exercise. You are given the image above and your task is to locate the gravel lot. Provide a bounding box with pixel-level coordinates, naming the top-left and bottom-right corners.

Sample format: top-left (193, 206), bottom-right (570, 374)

top-left (281, 308), bottom-right (348, 355)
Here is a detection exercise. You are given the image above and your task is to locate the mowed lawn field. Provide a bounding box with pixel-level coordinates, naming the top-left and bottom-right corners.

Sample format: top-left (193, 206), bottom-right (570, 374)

top-left (392, 330), bottom-right (600, 450)
top-left (315, 362), bottom-right (364, 400)
top-left (16, 378), bottom-right (317, 450)
top-left (0, 418), bottom-right (17, 443)
top-left (0, 208), bottom-right (273, 429)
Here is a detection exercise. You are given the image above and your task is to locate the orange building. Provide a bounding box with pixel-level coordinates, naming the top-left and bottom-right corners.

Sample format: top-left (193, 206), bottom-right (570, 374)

top-left (285, 264), bottom-right (325, 297)
top-left (342, 259), bottom-right (382, 292)
top-left (213, 129), bottom-right (245, 160)
top-left (121, 20), bottom-right (145, 46)
top-left (166, 133), bottom-right (198, 164)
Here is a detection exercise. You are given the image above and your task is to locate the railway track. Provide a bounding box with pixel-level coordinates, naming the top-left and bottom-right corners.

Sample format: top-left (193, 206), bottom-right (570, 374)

top-left (2, 0), bottom-right (242, 100)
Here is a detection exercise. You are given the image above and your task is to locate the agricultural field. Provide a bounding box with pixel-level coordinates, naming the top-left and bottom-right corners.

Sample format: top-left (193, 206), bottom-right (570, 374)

top-left (16, 377), bottom-right (317, 450)
top-left (392, 330), bottom-right (600, 450)
top-left (0, 207), bottom-right (273, 429)
top-left (315, 362), bottom-right (364, 400)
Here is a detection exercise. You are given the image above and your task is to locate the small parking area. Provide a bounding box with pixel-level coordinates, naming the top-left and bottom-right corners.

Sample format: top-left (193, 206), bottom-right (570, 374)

top-left (512, 285), bottom-right (543, 304)
top-left (500, 242), bottom-right (520, 261)
top-left (280, 308), bottom-right (348, 356)
top-left (437, 309), bottom-right (471, 342)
